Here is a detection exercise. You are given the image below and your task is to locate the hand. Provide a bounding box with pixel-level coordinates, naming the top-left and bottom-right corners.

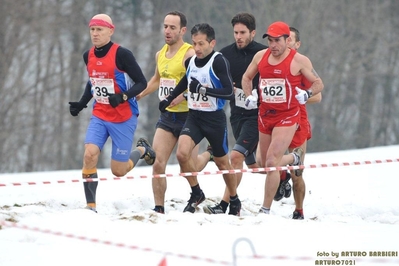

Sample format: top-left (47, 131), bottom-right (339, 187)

top-left (68, 101), bottom-right (87, 116)
top-left (189, 77), bottom-right (202, 94)
top-left (295, 87), bottom-right (311, 105)
top-left (107, 93), bottom-right (125, 108)
top-left (244, 95), bottom-right (257, 110)
top-left (159, 95), bottom-right (173, 113)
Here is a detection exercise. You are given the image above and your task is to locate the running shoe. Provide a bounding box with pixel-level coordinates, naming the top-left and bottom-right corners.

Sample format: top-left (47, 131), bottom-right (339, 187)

top-left (183, 191), bottom-right (205, 213)
top-left (292, 210), bottom-right (304, 220)
top-left (136, 138), bottom-right (156, 165)
top-left (274, 171), bottom-right (292, 201)
top-left (153, 206), bottom-right (165, 214)
top-left (203, 203), bottom-right (225, 214)
top-left (228, 197), bottom-right (241, 216)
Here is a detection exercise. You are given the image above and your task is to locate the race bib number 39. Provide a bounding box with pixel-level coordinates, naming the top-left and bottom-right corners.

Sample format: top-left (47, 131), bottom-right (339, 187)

top-left (259, 78), bottom-right (286, 103)
top-left (158, 78), bottom-right (176, 101)
top-left (91, 78), bottom-right (115, 104)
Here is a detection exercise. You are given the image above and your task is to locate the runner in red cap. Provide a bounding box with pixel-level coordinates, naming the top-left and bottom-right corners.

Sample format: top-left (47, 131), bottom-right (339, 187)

top-left (242, 21), bottom-right (324, 216)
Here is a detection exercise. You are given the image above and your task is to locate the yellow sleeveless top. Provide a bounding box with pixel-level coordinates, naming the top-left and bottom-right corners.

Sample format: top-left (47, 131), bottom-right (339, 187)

top-left (157, 42), bottom-right (191, 112)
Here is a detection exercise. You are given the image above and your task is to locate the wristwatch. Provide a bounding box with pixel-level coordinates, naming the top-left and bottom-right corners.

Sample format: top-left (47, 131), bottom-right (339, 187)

top-left (122, 94), bottom-right (128, 101)
top-left (199, 86), bottom-right (206, 96)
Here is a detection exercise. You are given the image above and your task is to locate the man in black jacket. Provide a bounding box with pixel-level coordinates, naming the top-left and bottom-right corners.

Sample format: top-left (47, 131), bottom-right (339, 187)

top-left (203, 13), bottom-right (291, 214)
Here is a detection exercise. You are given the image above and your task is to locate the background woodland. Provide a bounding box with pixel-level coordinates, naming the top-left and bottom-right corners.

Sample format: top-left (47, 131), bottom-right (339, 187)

top-left (1, 0), bottom-right (398, 172)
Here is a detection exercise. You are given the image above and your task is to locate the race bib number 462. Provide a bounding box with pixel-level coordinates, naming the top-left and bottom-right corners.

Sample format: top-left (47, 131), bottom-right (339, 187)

top-left (259, 78), bottom-right (286, 103)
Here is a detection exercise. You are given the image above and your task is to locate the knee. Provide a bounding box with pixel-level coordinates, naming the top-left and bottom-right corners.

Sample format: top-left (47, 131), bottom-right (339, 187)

top-left (230, 151), bottom-right (244, 168)
top-left (264, 156), bottom-right (278, 168)
top-left (83, 149), bottom-right (97, 164)
top-left (152, 160), bottom-right (166, 174)
top-left (111, 168), bottom-right (126, 177)
top-left (214, 157), bottom-right (231, 170)
top-left (176, 149), bottom-right (190, 164)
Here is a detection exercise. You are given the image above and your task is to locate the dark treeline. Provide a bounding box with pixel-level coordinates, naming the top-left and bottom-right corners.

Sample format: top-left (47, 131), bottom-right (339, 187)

top-left (1, 0), bottom-right (398, 172)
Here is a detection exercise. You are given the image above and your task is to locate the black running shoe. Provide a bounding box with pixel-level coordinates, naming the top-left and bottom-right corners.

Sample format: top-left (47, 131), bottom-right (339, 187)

top-left (291, 147), bottom-right (304, 176)
top-left (136, 138), bottom-right (156, 165)
top-left (183, 191), bottom-right (205, 213)
top-left (153, 206), bottom-right (165, 214)
top-left (283, 181), bottom-right (292, 198)
top-left (283, 171), bottom-right (292, 198)
top-left (274, 171), bottom-right (291, 201)
top-left (228, 197), bottom-right (241, 216)
top-left (203, 203), bottom-right (225, 214)
top-left (292, 210), bottom-right (304, 220)
top-left (206, 144), bottom-right (214, 162)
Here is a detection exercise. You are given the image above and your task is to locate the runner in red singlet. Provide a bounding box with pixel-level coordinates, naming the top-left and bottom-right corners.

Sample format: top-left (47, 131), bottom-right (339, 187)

top-left (283, 27), bottom-right (322, 219)
top-left (242, 21), bottom-right (323, 216)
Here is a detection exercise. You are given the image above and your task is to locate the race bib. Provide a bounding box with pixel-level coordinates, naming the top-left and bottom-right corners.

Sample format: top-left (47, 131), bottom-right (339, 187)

top-left (188, 93), bottom-right (216, 110)
top-left (90, 78), bottom-right (115, 104)
top-left (158, 78), bottom-right (176, 101)
top-left (259, 78), bottom-right (286, 103)
top-left (234, 88), bottom-right (247, 108)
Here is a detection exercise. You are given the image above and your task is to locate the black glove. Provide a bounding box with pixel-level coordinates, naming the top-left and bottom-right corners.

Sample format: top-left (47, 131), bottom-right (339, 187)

top-left (68, 101), bottom-right (87, 116)
top-left (159, 95), bottom-right (173, 113)
top-left (189, 77), bottom-right (202, 94)
top-left (107, 93), bottom-right (125, 108)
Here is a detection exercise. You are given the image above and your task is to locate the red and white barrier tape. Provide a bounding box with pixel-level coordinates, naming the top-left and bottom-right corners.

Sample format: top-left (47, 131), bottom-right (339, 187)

top-left (0, 219), bottom-right (230, 265)
top-left (1, 158), bottom-right (398, 187)
top-left (1, 219), bottom-right (398, 265)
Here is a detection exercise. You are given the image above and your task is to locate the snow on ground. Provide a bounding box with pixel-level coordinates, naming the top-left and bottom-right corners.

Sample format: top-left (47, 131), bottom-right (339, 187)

top-left (1, 145), bottom-right (399, 265)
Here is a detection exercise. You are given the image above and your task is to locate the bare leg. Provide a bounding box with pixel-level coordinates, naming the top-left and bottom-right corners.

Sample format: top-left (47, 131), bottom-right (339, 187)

top-left (176, 135), bottom-right (198, 186)
top-left (151, 128), bottom-right (178, 209)
top-left (221, 150), bottom-right (245, 202)
top-left (193, 145), bottom-right (212, 172)
top-left (289, 141), bottom-right (307, 212)
top-left (261, 125), bottom-right (296, 210)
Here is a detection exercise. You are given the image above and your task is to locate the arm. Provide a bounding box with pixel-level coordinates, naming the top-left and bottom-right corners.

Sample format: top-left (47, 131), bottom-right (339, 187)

top-left (79, 81), bottom-right (93, 104)
top-left (68, 52), bottom-right (93, 117)
top-left (307, 92), bottom-right (322, 104)
top-left (197, 54), bottom-right (233, 100)
top-left (242, 50), bottom-right (264, 97)
top-left (116, 47), bottom-right (147, 99)
top-left (136, 51), bottom-right (161, 101)
top-left (169, 47), bottom-right (195, 106)
top-left (297, 54), bottom-right (324, 97)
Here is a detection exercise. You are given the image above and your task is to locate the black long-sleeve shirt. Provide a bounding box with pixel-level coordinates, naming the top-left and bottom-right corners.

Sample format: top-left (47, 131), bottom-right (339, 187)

top-left (219, 41), bottom-right (267, 115)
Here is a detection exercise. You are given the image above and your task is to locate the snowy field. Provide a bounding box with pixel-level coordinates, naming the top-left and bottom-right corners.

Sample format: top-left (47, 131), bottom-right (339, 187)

top-left (1, 145), bottom-right (399, 266)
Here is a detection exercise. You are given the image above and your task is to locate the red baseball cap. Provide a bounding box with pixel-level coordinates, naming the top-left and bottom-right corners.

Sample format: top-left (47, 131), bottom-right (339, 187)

top-left (262, 21), bottom-right (290, 38)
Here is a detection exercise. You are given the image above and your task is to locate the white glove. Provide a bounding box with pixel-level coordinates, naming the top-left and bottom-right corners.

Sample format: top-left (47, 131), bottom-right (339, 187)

top-left (295, 87), bottom-right (311, 105)
top-left (244, 94), bottom-right (257, 110)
